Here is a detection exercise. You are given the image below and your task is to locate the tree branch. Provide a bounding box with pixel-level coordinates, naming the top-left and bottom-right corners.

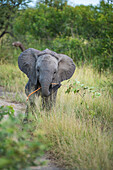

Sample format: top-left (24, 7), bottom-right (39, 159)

top-left (0, 31), bottom-right (6, 38)
top-left (0, 30), bottom-right (16, 39)
top-left (0, 24), bottom-right (8, 38)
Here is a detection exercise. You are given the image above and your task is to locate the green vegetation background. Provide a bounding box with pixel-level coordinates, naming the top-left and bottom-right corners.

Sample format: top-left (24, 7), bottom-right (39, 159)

top-left (0, 0), bottom-right (113, 73)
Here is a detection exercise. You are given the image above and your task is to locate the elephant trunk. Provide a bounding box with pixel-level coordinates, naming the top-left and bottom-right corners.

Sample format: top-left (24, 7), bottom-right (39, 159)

top-left (39, 71), bottom-right (53, 97)
top-left (41, 83), bottom-right (50, 97)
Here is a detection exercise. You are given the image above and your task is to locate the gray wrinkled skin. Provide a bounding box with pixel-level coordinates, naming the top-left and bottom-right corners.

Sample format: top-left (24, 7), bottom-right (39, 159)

top-left (18, 48), bottom-right (75, 119)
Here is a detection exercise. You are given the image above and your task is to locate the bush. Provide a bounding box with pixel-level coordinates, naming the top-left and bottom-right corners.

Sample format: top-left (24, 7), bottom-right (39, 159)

top-left (0, 106), bottom-right (48, 170)
top-left (51, 36), bottom-right (113, 72)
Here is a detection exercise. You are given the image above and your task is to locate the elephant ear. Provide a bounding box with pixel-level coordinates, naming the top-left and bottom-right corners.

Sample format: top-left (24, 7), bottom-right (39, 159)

top-left (57, 54), bottom-right (76, 82)
top-left (18, 48), bottom-right (41, 85)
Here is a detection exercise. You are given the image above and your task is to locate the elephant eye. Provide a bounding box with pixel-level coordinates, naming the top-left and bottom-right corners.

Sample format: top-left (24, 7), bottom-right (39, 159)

top-left (37, 68), bottom-right (39, 72)
top-left (54, 71), bottom-right (56, 74)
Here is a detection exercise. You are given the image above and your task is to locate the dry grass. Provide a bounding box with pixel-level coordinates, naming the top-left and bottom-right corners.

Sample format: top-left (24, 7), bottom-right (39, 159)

top-left (0, 64), bottom-right (27, 103)
top-left (0, 64), bottom-right (27, 92)
top-left (37, 66), bottom-right (113, 170)
top-left (0, 64), bottom-right (113, 169)
top-left (40, 114), bottom-right (112, 170)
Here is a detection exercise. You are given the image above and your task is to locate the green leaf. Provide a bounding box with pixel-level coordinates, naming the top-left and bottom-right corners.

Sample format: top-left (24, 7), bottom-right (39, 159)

top-left (80, 84), bottom-right (84, 87)
top-left (89, 87), bottom-right (94, 90)
top-left (72, 88), bottom-right (76, 92)
top-left (95, 92), bottom-right (101, 97)
top-left (76, 81), bottom-right (80, 84)
top-left (0, 158), bottom-right (10, 168)
top-left (84, 86), bottom-right (88, 89)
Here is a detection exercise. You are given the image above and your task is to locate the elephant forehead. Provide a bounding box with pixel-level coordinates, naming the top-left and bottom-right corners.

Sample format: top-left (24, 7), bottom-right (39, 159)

top-left (37, 54), bottom-right (58, 66)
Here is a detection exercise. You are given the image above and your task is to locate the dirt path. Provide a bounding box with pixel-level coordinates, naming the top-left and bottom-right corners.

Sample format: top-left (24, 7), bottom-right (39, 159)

top-left (0, 86), bottom-right (65, 170)
top-left (0, 86), bottom-right (25, 117)
top-left (0, 98), bottom-right (25, 114)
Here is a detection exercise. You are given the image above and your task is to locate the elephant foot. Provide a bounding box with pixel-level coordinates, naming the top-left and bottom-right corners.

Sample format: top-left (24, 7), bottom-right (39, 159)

top-left (23, 117), bottom-right (28, 124)
top-left (23, 117), bottom-right (35, 123)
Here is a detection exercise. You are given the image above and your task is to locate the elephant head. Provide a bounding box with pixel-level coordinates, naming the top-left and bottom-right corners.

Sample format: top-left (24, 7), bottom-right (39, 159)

top-left (18, 48), bottom-right (75, 97)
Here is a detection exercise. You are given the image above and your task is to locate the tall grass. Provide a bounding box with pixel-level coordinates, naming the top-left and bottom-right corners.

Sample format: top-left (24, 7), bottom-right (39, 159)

top-left (0, 64), bottom-right (27, 92)
top-left (40, 114), bottom-right (112, 170)
top-left (37, 66), bottom-right (113, 170)
top-left (0, 64), bottom-right (113, 169)
top-left (0, 64), bottom-right (27, 103)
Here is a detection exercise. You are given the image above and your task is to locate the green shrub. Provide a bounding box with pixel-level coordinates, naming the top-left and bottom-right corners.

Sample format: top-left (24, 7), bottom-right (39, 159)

top-left (0, 106), bottom-right (48, 170)
top-left (0, 105), bottom-right (14, 121)
top-left (51, 36), bottom-right (113, 72)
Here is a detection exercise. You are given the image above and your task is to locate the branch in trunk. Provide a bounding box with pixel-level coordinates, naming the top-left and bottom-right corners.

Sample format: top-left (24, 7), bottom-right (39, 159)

top-left (12, 41), bottom-right (26, 51)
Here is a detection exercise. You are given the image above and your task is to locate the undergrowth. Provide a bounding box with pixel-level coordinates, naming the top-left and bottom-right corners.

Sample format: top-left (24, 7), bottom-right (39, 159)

top-left (0, 64), bottom-right (113, 170)
top-left (0, 107), bottom-right (48, 170)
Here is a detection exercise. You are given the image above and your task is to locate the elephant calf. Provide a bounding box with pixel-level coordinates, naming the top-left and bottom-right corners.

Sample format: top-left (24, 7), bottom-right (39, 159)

top-left (18, 48), bottom-right (75, 118)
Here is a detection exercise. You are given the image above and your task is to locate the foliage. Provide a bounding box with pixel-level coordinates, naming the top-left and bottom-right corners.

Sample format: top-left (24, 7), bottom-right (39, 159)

top-left (0, 34), bottom-right (112, 73)
top-left (0, 105), bottom-right (14, 120)
top-left (1, 0), bottom-right (111, 72)
top-left (65, 80), bottom-right (102, 119)
top-left (13, 4), bottom-right (65, 38)
top-left (0, 0), bottom-right (31, 38)
top-left (0, 106), bottom-right (48, 169)
top-left (36, 0), bottom-right (68, 9)
top-left (13, 1), bottom-right (113, 39)
top-left (65, 79), bottom-right (101, 97)
top-left (51, 36), bottom-right (113, 72)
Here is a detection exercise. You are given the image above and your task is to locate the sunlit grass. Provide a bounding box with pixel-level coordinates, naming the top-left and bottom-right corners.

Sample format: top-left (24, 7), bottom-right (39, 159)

top-left (0, 64), bottom-right (28, 92)
top-left (39, 113), bottom-right (112, 170)
top-left (37, 66), bottom-right (113, 170)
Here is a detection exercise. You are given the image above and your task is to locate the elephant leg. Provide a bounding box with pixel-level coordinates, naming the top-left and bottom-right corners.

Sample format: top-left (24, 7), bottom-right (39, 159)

top-left (23, 101), bottom-right (36, 122)
top-left (24, 81), bottom-right (37, 121)
top-left (52, 91), bottom-right (57, 106)
top-left (42, 96), bottom-right (52, 110)
top-left (24, 98), bottom-right (37, 123)
top-left (42, 91), bottom-right (57, 110)
top-left (42, 97), bottom-right (50, 110)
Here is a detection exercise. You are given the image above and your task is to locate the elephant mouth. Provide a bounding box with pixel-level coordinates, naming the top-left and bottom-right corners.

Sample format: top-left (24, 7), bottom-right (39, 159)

top-left (49, 84), bottom-right (52, 91)
top-left (37, 80), bottom-right (61, 97)
top-left (42, 83), bottom-right (61, 97)
top-left (35, 81), bottom-right (41, 89)
top-left (49, 83), bottom-right (61, 95)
